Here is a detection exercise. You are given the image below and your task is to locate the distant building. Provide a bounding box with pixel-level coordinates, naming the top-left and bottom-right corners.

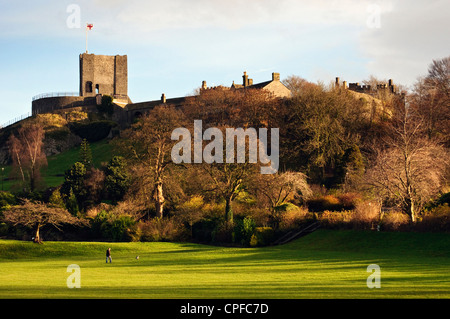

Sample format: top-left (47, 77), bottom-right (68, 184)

top-left (229, 71), bottom-right (292, 98)
top-left (30, 53), bottom-right (291, 127)
top-left (334, 76), bottom-right (399, 96)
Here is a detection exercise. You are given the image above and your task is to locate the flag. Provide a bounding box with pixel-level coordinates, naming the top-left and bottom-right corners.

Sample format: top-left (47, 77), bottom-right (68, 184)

top-left (86, 23), bottom-right (93, 30)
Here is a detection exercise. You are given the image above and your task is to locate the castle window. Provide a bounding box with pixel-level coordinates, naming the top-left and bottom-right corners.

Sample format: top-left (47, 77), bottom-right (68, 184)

top-left (95, 84), bottom-right (99, 94)
top-left (86, 81), bottom-right (93, 93)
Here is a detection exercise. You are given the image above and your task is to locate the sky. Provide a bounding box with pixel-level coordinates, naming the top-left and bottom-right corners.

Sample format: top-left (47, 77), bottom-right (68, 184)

top-left (0, 0), bottom-right (449, 125)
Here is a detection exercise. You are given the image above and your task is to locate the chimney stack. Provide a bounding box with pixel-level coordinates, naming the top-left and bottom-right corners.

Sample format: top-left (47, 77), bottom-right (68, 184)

top-left (202, 81), bottom-right (207, 90)
top-left (161, 93), bottom-right (166, 104)
top-left (243, 71), bottom-right (248, 87)
top-left (272, 72), bottom-right (280, 81)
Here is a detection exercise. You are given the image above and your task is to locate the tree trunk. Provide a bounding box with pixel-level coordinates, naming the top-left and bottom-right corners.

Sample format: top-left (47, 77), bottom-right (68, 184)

top-left (154, 181), bottom-right (165, 218)
top-left (30, 167), bottom-right (36, 192)
top-left (225, 196), bottom-right (233, 223)
top-left (410, 201), bottom-right (416, 223)
top-left (34, 225), bottom-right (41, 243)
top-left (405, 198), bottom-right (416, 223)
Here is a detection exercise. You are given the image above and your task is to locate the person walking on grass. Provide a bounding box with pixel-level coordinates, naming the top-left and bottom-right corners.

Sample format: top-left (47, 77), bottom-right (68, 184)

top-left (106, 248), bottom-right (112, 263)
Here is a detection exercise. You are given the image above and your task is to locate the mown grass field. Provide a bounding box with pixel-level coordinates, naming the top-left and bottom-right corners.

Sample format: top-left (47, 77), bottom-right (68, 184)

top-left (0, 230), bottom-right (449, 299)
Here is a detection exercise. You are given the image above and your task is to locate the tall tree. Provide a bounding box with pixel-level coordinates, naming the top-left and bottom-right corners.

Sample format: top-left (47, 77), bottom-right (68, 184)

top-left (105, 156), bottom-right (130, 203)
top-left (203, 161), bottom-right (255, 223)
top-left (8, 123), bottom-right (47, 192)
top-left (365, 102), bottom-right (449, 222)
top-left (116, 105), bottom-right (186, 218)
top-left (410, 56), bottom-right (450, 145)
top-left (280, 83), bottom-right (369, 182)
top-left (183, 88), bottom-right (279, 222)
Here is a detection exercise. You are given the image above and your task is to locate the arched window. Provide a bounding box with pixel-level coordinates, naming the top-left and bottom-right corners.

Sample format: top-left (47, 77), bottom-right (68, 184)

top-left (86, 81), bottom-right (93, 93)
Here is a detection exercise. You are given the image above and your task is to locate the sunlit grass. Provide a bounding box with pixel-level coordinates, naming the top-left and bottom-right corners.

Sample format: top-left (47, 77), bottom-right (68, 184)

top-left (0, 230), bottom-right (449, 299)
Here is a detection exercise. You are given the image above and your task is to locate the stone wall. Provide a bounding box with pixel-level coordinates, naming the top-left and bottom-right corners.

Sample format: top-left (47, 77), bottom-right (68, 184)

top-left (32, 96), bottom-right (91, 115)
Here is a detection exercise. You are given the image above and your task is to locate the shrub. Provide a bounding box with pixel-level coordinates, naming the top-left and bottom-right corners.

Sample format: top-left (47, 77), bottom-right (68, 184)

top-left (92, 210), bottom-right (136, 241)
top-left (175, 195), bottom-right (205, 232)
top-left (250, 227), bottom-right (274, 247)
top-left (316, 210), bottom-right (353, 229)
top-left (234, 217), bottom-right (256, 246)
top-left (107, 215), bottom-right (136, 241)
top-left (66, 111), bottom-right (88, 122)
top-left (0, 222), bottom-right (8, 237)
top-left (418, 204), bottom-right (450, 232)
top-left (45, 127), bottom-right (70, 141)
top-left (212, 220), bottom-right (234, 244)
top-left (97, 95), bottom-right (114, 115)
top-left (278, 205), bottom-right (309, 230)
top-left (337, 192), bottom-right (362, 210)
top-left (36, 113), bottom-right (67, 130)
top-left (0, 191), bottom-right (17, 212)
top-left (381, 211), bottom-right (409, 231)
top-left (351, 201), bottom-right (380, 229)
top-left (245, 207), bottom-right (271, 228)
top-left (139, 218), bottom-right (186, 242)
top-left (192, 217), bottom-right (221, 243)
top-left (70, 120), bottom-right (116, 142)
top-left (436, 192), bottom-right (450, 206)
top-left (307, 195), bottom-right (341, 212)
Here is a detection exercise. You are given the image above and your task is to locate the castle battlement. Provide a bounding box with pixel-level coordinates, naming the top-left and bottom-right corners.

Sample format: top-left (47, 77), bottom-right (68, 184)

top-left (335, 77), bottom-right (399, 96)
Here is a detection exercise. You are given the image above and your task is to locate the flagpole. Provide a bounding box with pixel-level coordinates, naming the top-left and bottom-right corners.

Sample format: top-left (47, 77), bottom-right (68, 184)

top-left (85, 23), bottom-right (88, 53)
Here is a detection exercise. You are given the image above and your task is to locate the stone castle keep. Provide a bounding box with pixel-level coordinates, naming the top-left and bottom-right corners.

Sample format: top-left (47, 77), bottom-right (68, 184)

top-left (30, 53), bottom-right (399, 127)
top-left (79, 54), bottom-right (128, 100)
top-left (32, 53), bottom-right (130, 117)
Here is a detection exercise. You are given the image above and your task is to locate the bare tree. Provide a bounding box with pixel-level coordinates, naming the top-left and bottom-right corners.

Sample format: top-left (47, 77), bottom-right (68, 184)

top-left (116, 105), bottom-right (186, 218)
top-left (365, 103), bottom-right (449, 222)
top-left (250, 171), bottom-right (311, 214)
top-left (203, 161), bottom-right (255, 224)
top-left (410, 56), bottom-right (450, 145)
top-left (249, 171), bottom-right (311, 228)
top-left (8, 123), bottom-right (47, 192)
top-left (3, 199), bottom-right (86, 243)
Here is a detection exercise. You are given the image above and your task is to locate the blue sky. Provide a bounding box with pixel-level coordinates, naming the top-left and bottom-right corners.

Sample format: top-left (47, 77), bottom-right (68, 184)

top-left (0, 0), bottom-right (449, 125)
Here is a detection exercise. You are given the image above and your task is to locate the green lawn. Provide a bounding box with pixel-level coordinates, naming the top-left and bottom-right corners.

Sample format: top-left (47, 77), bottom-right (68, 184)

top-left (0, 230), bottom-right (449, 299)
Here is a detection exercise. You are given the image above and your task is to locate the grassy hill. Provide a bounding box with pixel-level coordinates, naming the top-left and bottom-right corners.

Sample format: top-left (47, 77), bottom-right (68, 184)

top-left (43, 139), bottom-right (113, 187)
top-left (0, 229), bottom-right (449, 299)
top-left (1, 139), bottom-right (113, 191)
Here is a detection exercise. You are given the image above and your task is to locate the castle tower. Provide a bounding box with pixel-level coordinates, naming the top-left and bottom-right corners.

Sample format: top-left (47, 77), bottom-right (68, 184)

top-left (79, 53), bottom-right (128, 99)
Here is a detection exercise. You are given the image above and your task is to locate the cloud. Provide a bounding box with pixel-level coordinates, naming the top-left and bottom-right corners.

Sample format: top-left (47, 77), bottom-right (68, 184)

top-left (357, 0), bottom-right (450, 87)
top-left (0, 0), bottom-right (448, 87)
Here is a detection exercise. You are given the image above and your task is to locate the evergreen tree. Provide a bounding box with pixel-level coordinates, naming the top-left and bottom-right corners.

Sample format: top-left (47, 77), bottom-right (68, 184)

top-left (65, 187), bottom-right (80, 216)
top-left (62, 162), bottom-right (87, 211)
top-left (79, 139), bottom-right (93, 169)
top-left (48, 187), bottom-right (66, 209)
top-left (105, 156), bottom-right (130, 203)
